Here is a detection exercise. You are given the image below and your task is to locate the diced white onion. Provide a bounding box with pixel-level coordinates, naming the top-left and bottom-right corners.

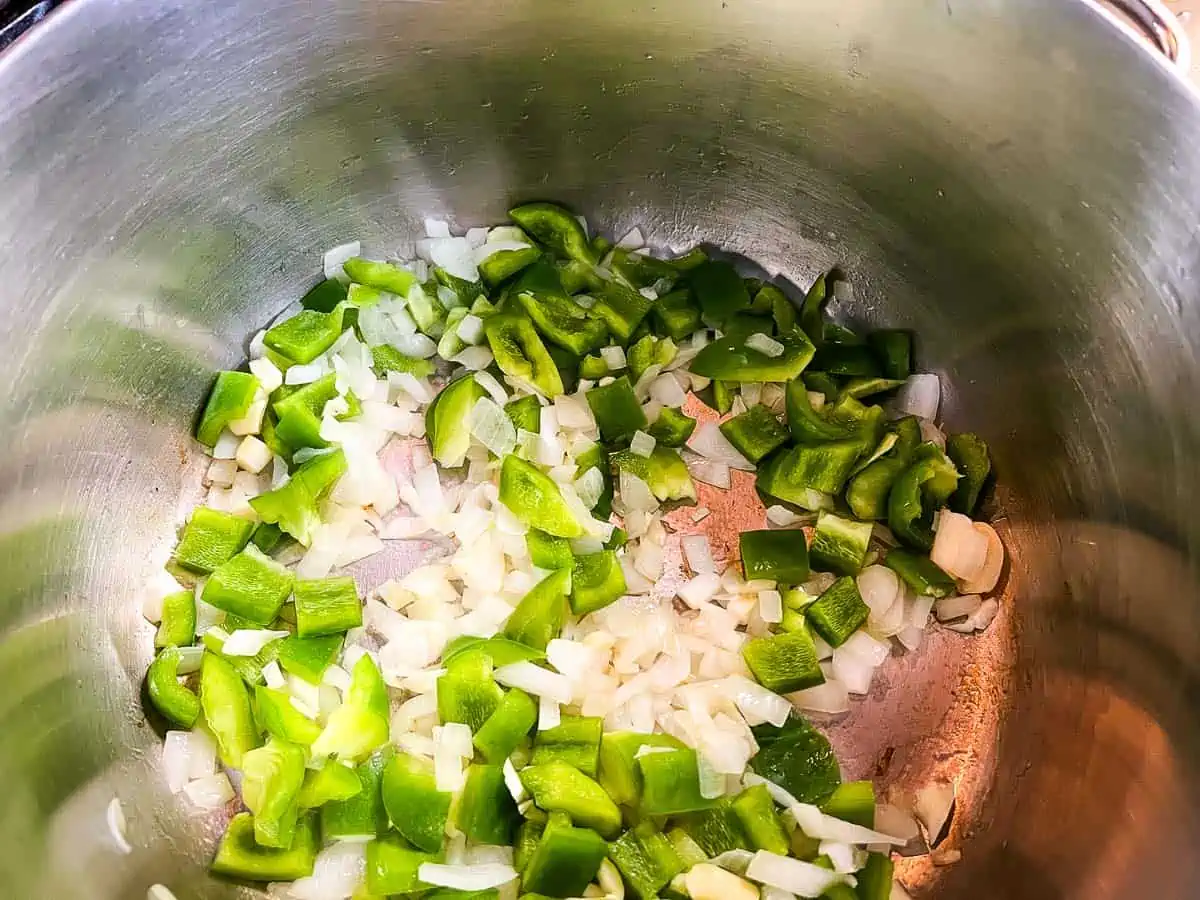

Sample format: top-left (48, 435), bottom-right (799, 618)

top-left (470, 397), bottom-right (518, 457)
top-left (107, 797), bottom-right (132, 854)
top-left (183, 773), bottom-right (235, 810)
top-left (617, 227), bottom-right (645, 249)
top-left (685, 455), bottom-right (731, 489)
top-left (856, 566), bottom-right (901, 617)
top-left (758, 589), bottom-right (783, 624)
top-left (745, 333), bottom-right (785, 358)
top-left (687, 422), bottom-right (755, 470)
top-left (788, 680), bottom-right (850, 716)
top-left (648, 373), bottom-right (687, 407)
top-left (212, 429), bottom-right (240, 460)
top-left (619, 470), bottom-right (658, 512)
top-left (417, 863), bottom-right (518, 891)
top-left (220, 629), bottom-right (290, 657)
top-left (678, 573), bottom-right (721, 608)
top-left (324, 241), bottom-right (361, 281)
top-left (765, 505), bottom-right (804, 527)
top-left (503, 758), bottom-right (528, 804)
top-left (601, 345), bottom-right (627, 370)
top-left (473, 370), bottom-right (510, 406)
top-left (495, 661), bottom-right (572, 704)
top-left (790, 802), bottom-right (909, 845)
top-left (913, 781), bottom-right (956, 844)
top-left (934, 594), bottom-right (983, 622)
top-left (717, 674), bottom-right (791, 727)
top-left (744, 851), bottom-right (851, 898)
top-left (147, 886), bottom-right (178, 900)
top-left (289, 842), bottom-right (367, 900)
top-left (960, 522), bottom-right (1004, 594)
top-left (681, 534), bottom-right (716, 574)
top-left (930, 511), bottom-right (989, 581)
top-left (425, 218), bottom-right (452, 238)
top-left (817, 842), bottom-right (858, 875)
top-left (891, 374), bottom-right (940, 421)
top-left (630, 430), bottom-right (657, 458)
top-left (538, 694), bottom-right (562, 730)
top-left (946, 597), bottom-right (1000, 633)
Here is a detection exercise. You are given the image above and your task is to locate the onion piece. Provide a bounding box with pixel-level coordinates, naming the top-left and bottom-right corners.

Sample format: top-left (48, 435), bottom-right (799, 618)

top-left (184, 773), bottom-right (235, 810)
top-left (960, 522), bottom-right (1004, 594)
top-left (856, 566), bottom-right (900, 618)
top-left (890, 373), bottom-right (940, 420)
top-left (324, 241), bottom-right (361, 281)
top-left (745, 333), bottom-right (785, 358)
top-left (147, 886), bottom-right (178, 900)
top-left (289, 842), bottom-right (367, 900)
top-left (765, 505), bottom-right (806, 527)
top-left (913, 781), bottom-right (956, 846)
top-left (717, 674), bottom-right (791, 727)
top-left (686, 455), bottom-right (731, 489)
top-left (419, 863), bottom-right (518, 891)
top-left (681, 534), bottom-right (716, 574)
top-left (678, 573), bottom-right (721, 609)
top-left (788, 680), bottom-right (850, 716)
top-left (709, 849), bottom-right (755, 874)
top-left (790, 803), bottom-right (909, 845)
top-left (934, 594), bottom-right (982, 622)
top-left (744, 851), bottom-right (852, 898)
top-left (495, 661), bottom-right (572, 704)
top-left (687, 422), bottom-right (755, 470)
top-left (616, 227), bottom-right (646, 250)
top-left (221, 629), bottom-right (290, 657)
top-left (930, 511), bottom-right (988, 581)
top-left (629, 430), bottom-right (657, 458)
top-left (107, 797), bottom-right (132, 854)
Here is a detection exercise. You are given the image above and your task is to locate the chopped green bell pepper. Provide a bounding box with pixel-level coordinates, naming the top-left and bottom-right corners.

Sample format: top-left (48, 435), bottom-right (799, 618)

top-left (756, 441), bottom-right (861, 504)
top-left (254, 684), bottom-right (323, 746)
top-left (201, 544), bottom-right (295, 626)
top-left (174, 506), bottom-right (255, 575)
top-left (322, 748), bottom-right (392, 840)
top-left (946, 432), bottom-right (991, 516)
top-left (592, 283), bottom-right (654, 344)
top-left (155, 590), bottom-right (196, 648)
top-left (521, 761), bottom-right (622, 838)
top-left (597, 732), bottom-right (687, 806)
top-left (675, 799), bottom-right (750, 857)
top-left (458, 763), bottom-right (521, 845)
top-left (505, 394), bottom-right (543, 434)
top-left (526, 530), bottom-right (573, 570)
top-left (147, 646), bottom-right (202, 728)
top-left (532, 715), bottom-right (603, 777)
top-left (371, 345), bottom-right (436, 380)
top-left (510, 202), bottom-right (596, 265)
top-left (426, 374), bottom-right (487, 468)
top-left (580, 354), bottom-right (610, 379)
top-left (810, 343), bottom-right (882, 377)
top-left (242, 737), bottom-right (307, 848)
top-left (585, 376), bottom-right (649, 443)
top-left (809, 510), bottom-right (872, 576)
top-left (867, 329), bottom-right (913, 380)
top-left (197, 371), bottom-right (260, 447)
top-left (438, 649), bottom-right (505, 731)
top-left (443, 636), bottom-right (546, 668)
top-left (504, 568), bottom-right (571, 651)
top-left (480, 245), bottom-right (543, 287)
top-left (343, 257), bottom-right (420, 296)
top-left (381, 752), bottom-right (452, 852)
top-left (302, 278), bottom-right (350, 313)
top-left (628, 334), bottom-right (678, 381)
top-left (473, 687), bottom-right (538, 763)
top-left (711, 379), bottom-right (737, 414)
top-left (434, 265), bottom-right (486, 308)
top-left (250, 521), bottom-right (287, 555)
top-left (732, 783), bottom-right (790, 855)
top-left (611, 446), bottom-right (697, 502)
top-left (515, 819), bottom-right (546, 874)
top-left (408, 283), bottom-right (448, 336)
top-left (293, 576), bottom-right (362, 637)
top-left (855, 852), bottom-right (895, 900)
top-left (883, 548), bottom-right (957, 598)
top-left (609, 247), bottom-right (680, 290)
top-left (720, 404), bottom-right (789, 463)
top-left (690, 328), bottom-right (815, 383)
top-left (264, 306), bottom-right (346, 365)
top-left (570, 551), bottom-right (626, 616)
top-left (521, 811), bottom-right (608, 898)
top-left (311, 654), bottom-right (389, 762)
top-left (887, 443), bottom-right (960, 551)
top-left (652, 289), bottom-right (703, 341)
top-left (609, 822), bottom-right (686, 900)
top-left (486, 313), bottom-right (565, 397)
top-left (742, 629), bottom-right (825, 693)
top-left (841, 376), bottom-right (906, 399)
top-left (636, 747), bottom-right (716, 816)
top-left (648, 407), bottom-right (696, 447)
top-left (200, 651), bottom-right (260, 768)
top-left (559, 259), bottom-right (607, 294)
top-left (799, 273), bottom-right (829, 349)
top-left (202, 627), bottom-right (282, 688)
top-left (805, 576), bottom-right (869, 647)
top-left (690, 260), bottom-right (750, 324)
top-left (500, 455), bottom-right (584, 539)
top-left (212, 811), bottom-right (319, 882)
top-left (740, 529), bottom-right (811, 584)
top-left (298, 761), bottom-right (362, 809)
top-left (277, 633), bottom-right (343, 684)
top-left (821, 780), bottom-right (875, 828)
top-left (514, 261), bottom-right (608, 355)
top-left (749, 717), bottom-right (841, 805)
top-left (844, 417), bottom-right (921, 520)
top-left (250, 448), bottom-right (347, 545)
top-left (365, 835), bottom-right (438, 896)
top-left (272, 373), bottom-right (340, 451)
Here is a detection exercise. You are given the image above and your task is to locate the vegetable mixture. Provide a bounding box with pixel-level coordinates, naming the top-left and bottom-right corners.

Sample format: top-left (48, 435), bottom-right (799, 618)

top-left (141, 202), bottom-right (1006, 900)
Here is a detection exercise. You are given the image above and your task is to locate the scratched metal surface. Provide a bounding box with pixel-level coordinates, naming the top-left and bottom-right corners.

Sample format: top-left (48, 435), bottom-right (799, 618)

top-left (1, 1), bottom-right (1199, 898)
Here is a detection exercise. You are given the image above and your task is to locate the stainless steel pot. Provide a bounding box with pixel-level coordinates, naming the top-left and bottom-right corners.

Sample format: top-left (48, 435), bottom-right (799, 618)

top-left (1, 1), bottom-right (1198, 897)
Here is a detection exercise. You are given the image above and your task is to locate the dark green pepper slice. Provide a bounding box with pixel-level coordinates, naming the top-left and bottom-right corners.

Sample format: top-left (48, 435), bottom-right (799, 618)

top-left (293, 576), bottom-right (362, 637)
top-left (473, 688), bottom-right (538, 763)
top-left (212, 812), bottom-right (319, 882)
top-left (742, 630), bottom-right (825, 693)
top-left (636, 748), bottom-right (716, 816)
top-left (749, 717), bottom-right (841, 805)
top-left (804, 576), bottom-right (870, 647)
top-left (569, 551), bottom-right (626, 616)
top-left (301, 278), bottom-right (350, 313)
top-left (648, 407), bottom-right (696, 447)
top-left (513, 261), bottom-right (608, 355)
top-left (887, 443), bottom-right (960, 550)
top-left (485, 313), bottom-right (565, 398)
top-left (196, 371), bottom-right (260, 447)
top-left (503, 568), bottom-right (571, 651)
top-left (690, 260), bottom-right (750, 324)
top-left (689, 328), bottom-right (815, 382)
top-left (821, 780), bottom-right (876, 828)
top-left (381, 752), bottom-right (451, 852)
top-left (883, 548), bottom-right (957, 598)
top-left (740, 529), bottom-right (811, 584)
top-left (591, 283), bottom-right (654, 344)
top-left (458, 763), bottom-right (521, 845)
top-left (521, 811), bottom-right (607, 898)
top-left (365, 835), bottom-right (438, 896)
top-left (174, 506), bottom-right (254, 575)
top-left (521, 761), bottom-right (622, 838)
top-left (651, 289), bottom-right (703, 341)
top-left (720, 404), bottom-right (789, 463)
top-left (146, 646), bottom-right (201, 728)
top-left (499, 455), bottom-right (585, 539)
top-left (946, 432), bottom-right (991, 516)
top-left (264, 306), bottom-right (346, 365)
top-left (809, 510), bottom-right (873, 576)
top-left (505, 394), bottom-right (543, 434)
top-left (867, 329), bottom-right (913, 380)
top-left (527, 529), bottom-right (575, 570)
top-left (585, 376), bottom-right (649, 443)
top-left (608, 822), bottom-right (686, 900)
top-left (598, 732), bottom-right (687, 806)
top-left (532, 715), bottom-right (604, 777)
top-left (510, 202), bottom-right (597, 265)
top-left (732, 783), bottom-right (790, 854)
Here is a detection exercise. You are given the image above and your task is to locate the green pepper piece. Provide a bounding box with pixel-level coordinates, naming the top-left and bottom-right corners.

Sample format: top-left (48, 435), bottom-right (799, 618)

top-left (514, 261), bottom-right (608, 355)
top-left (370, 344), bottom-right (436, 378)
top-left (846, 457), bottom-right (909, 521)
top-left (627, 334), bottom-right (678, 381)
top-left (522, 811), bottom-right (608, 898)
top-left (505, 394), bottom-right (543, 434)
top-left (750, 717), bottom-right (841, 804)
top-left (647, 407), bottom-right (696, 448)
top-left (504, 568), bottom-right (571, 651)
top-left (785, 377), bottom-right (858, 444)
top-left (341, 257), bottom-right (419, 296)
top-left (732, 784), bottom-right (790, 855)
top-left (710, 379), bottom-right (736, 414)
top-left (689, 328), bottom-right (816, 382)
top-left (200, 651), bottom-right (260, 767)
top-left (532, 716), bottom-right (604, 777)
top-left (763, 288), bottom-right (797, 335)
top-left (272, 373), bottom-right (342, 451)
top-left (799, 273), bottom-right (829, 349)
top-left (500, 455), bottom-right (585, 538)
top-left (212, 811), bottom-right (319, 881)
top-left (242, 737), bottom-right (307, 848)
top-left (250, 522), bottom-right (288, 555)
top-left (202, 627), bottom-right (282, 687)
top-left (408, 283), bottom-right (448, 336)
top-left (174, 506), bottom-right (255, 575)
top-left (509, 203), bottom-right (596, 265)
top-left (675, 799), bottom-right (750, 857)
top-left (196, 371), bottom-right (260, 447)
top-left (515, 819), bottom-right (546, 873)
top-left (559, 259), bottom-right (607, 295)
top-left (527, 529), bottom-right (574, 570)
top-left (302, 278), bottom-right (351, 313)
top-left (425, 374), bottom-right (487, 468)
top-left (434, 265), bottom-right (486, 308)
top-left (611, 446), bottom-right (697, 503)
top-left (805, 576), bottom-right (869, 647)
top-left (155, 590), bottom-right (197, 648)
top-left (486, 313), bottom-right (565, 397)
top-left (347, 283), bottom-right (384, 308)
top-left (720, 405), bottom-right (789, 463)
top-left (277, 633), bottom-right (343, 684)
top-left (250, 448), bottom-right (348, 545)
top-left (609, 248), bottom-right (680, 291)
top-left (201, 544), bottom-right (295, 626)
top-left (437, 306), bottom-right (471, 359)
top-left (636, 747), bottom-right (716, 816)
top-left (809, 343), bottom-right (882, 378)
top-left (597, 732), bottom-right (687, 806)
top-left (721, 313), bottom-right (776, 345)
top-left (855, 852), bottom-right (895, 900)
top-left (651, 289), bottom-right (703, 342)
top-left (438, 650), bottom-right (505, 731)
top-left (442, 636), bottom-right (547, 668)
top-left (322, 748), bottom-right (393, 840)
top-left (481, 246), bottom-right (543, 287)
top-left (841, 376), bottom-right (906, 399)
top-left (867, 329), bottom-right (913, 380)
top-left (740, 529), bottom-right (811, 584)
top-left (574, 442), bottom-right (615, 519)
top-left (569, 551), bottom-right (626, 616)
top-left (297, 761), bottom-right (362, 809)
top-left (887, 443), bottom-right (960, 551)
top-left (609, 822), bottom-right (686, 900)
top-left (591, 283), bottom-right (654, 344)
top-left (809, 511), bottom-right (873, 576)
top-left (580, 354), bottom-right (610, 379)
top-left (381, 752), bottom-right (452, 852)
top-left (666, 828), bottom-right (708, 868)
top-left (946, 432), bottom-right (991, 516)
top-left (820, 780), bottom-right (875, 828)
top-left (521, 761), bottom-right (622, 837)
top-left (254, 684), bottom-right (323, 746)
top-left (757, 441), bottom-right (862, 503)
top-left (365, 834), bottom-right (438, 896)
top-left (473, 688), bottom-right (538, 763)
top-left (883, 548), bottom-right (957, 598)
top-left (264, 306), bottom-right (346, 365)
top-left (293, 576), bottom-right (362, 637)
top-left (311, 654), bottom-right (390, 762)
top-left (585, 377), bottom-right (648, 443)
top-left (742, 629), bottom-right (825, 693)
top-left (689, 260), bottom-right (750, 324)
top-left (458, 763), bottom-right (521, 845)
top-left (146, 646), bottom-right (202, 728)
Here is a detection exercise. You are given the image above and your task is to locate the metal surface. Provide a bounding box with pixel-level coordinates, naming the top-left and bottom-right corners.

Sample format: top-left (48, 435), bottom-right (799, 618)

top-left (0, 0), bottom-right (1198, 898)
top-left (1099, 0), bottom-right (1192, 69)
